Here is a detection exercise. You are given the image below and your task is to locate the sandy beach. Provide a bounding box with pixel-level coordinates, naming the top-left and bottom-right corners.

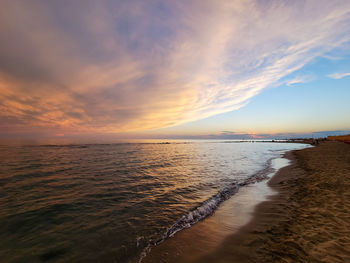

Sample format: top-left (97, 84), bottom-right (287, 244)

top-left (144, 141), bottom-right (350, 263)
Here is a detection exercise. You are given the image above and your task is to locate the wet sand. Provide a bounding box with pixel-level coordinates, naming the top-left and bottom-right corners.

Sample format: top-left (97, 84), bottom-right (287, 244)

top-left (143, 141), bottom-right (350, 262)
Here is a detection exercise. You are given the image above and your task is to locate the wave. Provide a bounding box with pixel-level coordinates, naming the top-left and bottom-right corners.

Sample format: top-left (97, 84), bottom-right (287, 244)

top-left (138, 157), bottom-right (276, 262)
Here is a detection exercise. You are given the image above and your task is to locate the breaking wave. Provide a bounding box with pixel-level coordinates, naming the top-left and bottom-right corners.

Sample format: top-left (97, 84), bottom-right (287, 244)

top-left (138, 158), bottom-right (275, 262)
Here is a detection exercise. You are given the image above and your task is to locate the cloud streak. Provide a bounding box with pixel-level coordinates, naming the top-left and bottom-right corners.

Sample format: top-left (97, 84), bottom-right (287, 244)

top-left (328, 72), bottom-right (350, 79)
top-left (286, 75), bottom-right (314, 86)
top-left (1, 0), bottom-right (350, 135)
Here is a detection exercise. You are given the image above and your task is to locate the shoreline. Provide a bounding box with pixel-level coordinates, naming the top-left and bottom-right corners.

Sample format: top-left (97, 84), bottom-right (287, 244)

top-left (192, 150), bottom-right (302, 262)
top-left (197, 141), bottom-right (350, 262)
top-left (143, 141), bottom-right (350, 263)
top-left (142, 148), bottom-right (300, 262)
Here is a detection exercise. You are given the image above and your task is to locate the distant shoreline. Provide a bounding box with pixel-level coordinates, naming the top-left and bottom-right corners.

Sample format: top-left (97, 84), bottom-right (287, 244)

top-left (0, 138), bottom-right (314, 147)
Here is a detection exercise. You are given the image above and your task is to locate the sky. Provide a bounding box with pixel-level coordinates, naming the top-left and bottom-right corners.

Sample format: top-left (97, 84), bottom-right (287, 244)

top-left (1, 0), bottom-right (350, 140)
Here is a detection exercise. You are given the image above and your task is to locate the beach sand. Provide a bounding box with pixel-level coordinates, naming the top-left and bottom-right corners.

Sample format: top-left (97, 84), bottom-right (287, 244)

top-left (143, 141), bottom-right (350, 262)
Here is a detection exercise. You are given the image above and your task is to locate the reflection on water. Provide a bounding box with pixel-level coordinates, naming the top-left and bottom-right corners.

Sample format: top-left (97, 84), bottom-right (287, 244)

top-left (143, 157), bottom-right (293, 263)
top-left (0, 142), bottom-right (307, 262)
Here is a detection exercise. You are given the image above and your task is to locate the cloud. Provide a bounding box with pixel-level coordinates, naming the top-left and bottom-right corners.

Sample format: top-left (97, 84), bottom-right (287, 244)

top-left (1, 0), bottom-right (350, 135)
top-left (327, 72), bottom-right (350, 79)
top-left (286, 75), bottom-right (314, 86)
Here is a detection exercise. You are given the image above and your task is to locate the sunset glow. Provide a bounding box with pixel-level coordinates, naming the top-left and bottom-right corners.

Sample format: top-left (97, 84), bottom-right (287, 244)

top-left (1, 0), bottom-right (350, 139)
top-left (1, 2), bottom-right (350, 262)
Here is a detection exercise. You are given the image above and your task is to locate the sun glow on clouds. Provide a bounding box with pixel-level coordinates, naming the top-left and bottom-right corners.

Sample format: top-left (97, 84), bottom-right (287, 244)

top-left (1, 0), bottom-right (350, 135)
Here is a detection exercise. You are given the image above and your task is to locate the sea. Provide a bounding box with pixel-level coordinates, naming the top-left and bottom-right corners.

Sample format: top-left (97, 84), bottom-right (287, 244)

top-left (0, 140), bottom-right (309, 262)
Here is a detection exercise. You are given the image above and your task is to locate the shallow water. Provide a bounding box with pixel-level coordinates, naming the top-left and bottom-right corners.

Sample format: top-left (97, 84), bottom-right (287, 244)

top-left (143, 157), bottom-right (292, 263)
top-left (0, 141), bottom-right (308, 262)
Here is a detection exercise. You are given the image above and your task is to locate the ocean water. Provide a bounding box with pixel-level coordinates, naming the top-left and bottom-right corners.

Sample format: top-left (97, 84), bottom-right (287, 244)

top-left (0, 141), bottom-right (308, 262)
